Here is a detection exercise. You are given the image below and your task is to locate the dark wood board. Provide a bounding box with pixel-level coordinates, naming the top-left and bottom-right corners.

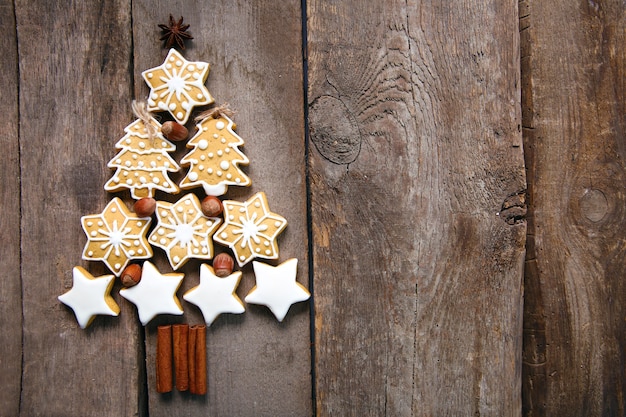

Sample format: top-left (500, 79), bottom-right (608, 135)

top-left (15, 2), bottom-right (142, 416)
top-left (132, 2), bottom-right (311, 416)
top-left (0, 0), bottom-right (22, 415)
top-left (521, 1), bottom-right (626, 415)
top-left (307, 0), bottom-right (526, 415)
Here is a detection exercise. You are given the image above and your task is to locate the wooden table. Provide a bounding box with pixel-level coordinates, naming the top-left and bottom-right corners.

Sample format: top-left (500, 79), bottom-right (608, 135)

top-left (2, 1), bottom-right (623, 416)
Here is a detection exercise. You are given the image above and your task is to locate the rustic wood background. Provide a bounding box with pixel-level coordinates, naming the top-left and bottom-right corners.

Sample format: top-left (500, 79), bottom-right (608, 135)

top-left (1, 0), bottom-right (623, 416)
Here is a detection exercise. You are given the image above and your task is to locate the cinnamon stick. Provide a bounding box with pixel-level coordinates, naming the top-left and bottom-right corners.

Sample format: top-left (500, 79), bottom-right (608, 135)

top-left (191, 325), bottom-right (207, 395)
top-left (188, 326), bottom-right (197, 394)
top-left (156, 325), bottom-right (173, 393)
top-left (172, 324), bottom-right (189, 391)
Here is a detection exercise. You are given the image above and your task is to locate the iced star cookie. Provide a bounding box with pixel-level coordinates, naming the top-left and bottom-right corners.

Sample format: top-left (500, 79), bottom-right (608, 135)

top-left (142, 49), bottom-right (214, 124)
top-left (179, 115), bottom-right (251, 196)
top-left (245, 259), bottom-right (310, 322)
top-left (213, 192), bottom-right (287, 267)
top-left (105, 117), bottom-right (181, 199)
top-left (148, 194), bottom-right (222, 270)
top-left (58, 267), bottom-right (120, 329)
top-left (81, 198), bottom-right (153, 276)
top-left (183, 263), bottom-right (245, 326)
top-left (119, 261), bottom-right (184, 326)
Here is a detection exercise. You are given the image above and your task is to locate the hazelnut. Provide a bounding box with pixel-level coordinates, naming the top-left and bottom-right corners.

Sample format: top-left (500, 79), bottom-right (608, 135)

top-left (213, 253), bottom-right (234, 277)
top-left (201, 196), bottom-right (223, 217)
top-left (161, 121), bottom-right (189, 142)
top-left (121, 264), bottom-right (142, 287)
top-left (133, 197), bottom-right (156, 217)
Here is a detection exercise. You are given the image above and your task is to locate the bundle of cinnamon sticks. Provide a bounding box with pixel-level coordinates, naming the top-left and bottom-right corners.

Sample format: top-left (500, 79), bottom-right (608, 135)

top-left (156, 324), bottom-right (206, 394)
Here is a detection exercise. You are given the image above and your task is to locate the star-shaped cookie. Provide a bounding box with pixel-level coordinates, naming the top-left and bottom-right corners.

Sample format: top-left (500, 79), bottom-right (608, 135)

top-left (213, 192), bottom-right (287, 267)
top-left (58, 267), bottom-right (120, 329)
top-left (119, 261), bottom-right (184, 325)
top-left (81, 198), bottom-right (153, 276)
top-left (245, 259), bottom-right (310, 322)
top-left (183, 264), bottom-right (245, 326)
top-left (142, 49), bottom-right (214, 124)
top-left (148, 194), bottom-right (222, 270)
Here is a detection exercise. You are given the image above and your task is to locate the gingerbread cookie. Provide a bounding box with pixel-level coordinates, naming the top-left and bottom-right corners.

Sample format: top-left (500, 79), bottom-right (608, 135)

top-left (81, 198), bottom-right (153, 276)
top-left (142, 49), bottom-right (214, 124)
top-left (148, 194), bottom-right (222, 270)
top-left (119, 261), bottom-right (184, 326)
top-left (179, 115), bottom-right (251, 196)
top-left (245, 259), bottom-right (309, 322)
top-left (183, 263), bottom-right (245, 326)
top-left (58, 266), bottom-right (120, 329)
top-left (105, 117), bottom-right (180, 199)
top-left (213, 192), bottom-right (287, 267)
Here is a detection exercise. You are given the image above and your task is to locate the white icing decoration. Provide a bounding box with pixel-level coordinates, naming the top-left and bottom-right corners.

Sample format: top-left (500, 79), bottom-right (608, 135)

top-left (198, 139), bottom-right (208, 150)
top-left (220, 161), bottom-right (230, 170)
top-left (141, 49), bottom-right (213, 124)
top-left (245, 259), bottom-right (310, 322)
top-left (213, 192), bottom-right (287, 267)
top-left (147, 194), bottom-right (222, 269)
top-left (183, 264), bottom-right (245, 326)
top-left (119, 261), bottom-right (184, 326)
top-left (188, 172), bottom-right (199, 181)
top-left (58, 267), bottom-right (119, 329)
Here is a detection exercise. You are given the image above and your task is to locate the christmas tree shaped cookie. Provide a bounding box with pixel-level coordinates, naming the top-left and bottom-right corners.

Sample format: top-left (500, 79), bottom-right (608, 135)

top-left (142, 48), bottom-right (214, 124)
top-left (105, 116), bottom-right (180, 199)
top-left (179, 115), bottom-right (251, 196)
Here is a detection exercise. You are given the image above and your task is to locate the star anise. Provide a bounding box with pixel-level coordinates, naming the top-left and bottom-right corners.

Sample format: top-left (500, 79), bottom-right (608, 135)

top-left (158, 15), bottom-right (193, 50)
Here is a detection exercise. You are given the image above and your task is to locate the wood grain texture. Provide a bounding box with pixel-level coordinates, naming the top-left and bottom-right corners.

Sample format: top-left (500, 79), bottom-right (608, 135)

top-left (521, 1), bottom-right (626, 415)
top-left (0, 0), bottom-right (22, 415)
top-left (132, 2), bottom-right (311, 416)
top-left (15, 2), bottom-right (141, 416)
top-left (308, 1), bottom-right (526, 415)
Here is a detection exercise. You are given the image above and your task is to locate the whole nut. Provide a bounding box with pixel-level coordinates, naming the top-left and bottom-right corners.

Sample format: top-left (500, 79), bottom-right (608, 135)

top-left (134, 197), bottom-right (156, 217)
top-left (213, 253), bottom-right (234, 277)
top-left (161, 121), bottom-right (189, 142)
top-left (201, 196), bottom-right (223, 217)
top-left (121, 264), bottom-right (142, 287)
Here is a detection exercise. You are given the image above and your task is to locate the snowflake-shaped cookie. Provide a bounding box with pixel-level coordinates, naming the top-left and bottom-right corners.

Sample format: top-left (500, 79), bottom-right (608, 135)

top-left (142, 49), bottom-right (214, 124)
top-left (81, 198), bottom-right (153, 276)
top-left (149, 194), bottom-right (222, 270)
top-left (213, 192), bottom-right (287, 267)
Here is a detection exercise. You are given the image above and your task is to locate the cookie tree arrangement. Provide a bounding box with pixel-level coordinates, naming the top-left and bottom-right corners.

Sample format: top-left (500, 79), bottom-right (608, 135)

top-left (58, 15), bottom-right (309, 395)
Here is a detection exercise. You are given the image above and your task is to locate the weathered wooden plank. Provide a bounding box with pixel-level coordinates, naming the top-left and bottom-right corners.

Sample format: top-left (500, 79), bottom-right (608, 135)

top-left (0, 0), bottom-right (22, 415)
top-left (308, 1), bottom-right (525, 415)
top-left (132, 2), bottom-right (311, 415)
top-left (15, 2), bottom-right (142, 416)
top-left (521, 1), bottom-right (626, 415)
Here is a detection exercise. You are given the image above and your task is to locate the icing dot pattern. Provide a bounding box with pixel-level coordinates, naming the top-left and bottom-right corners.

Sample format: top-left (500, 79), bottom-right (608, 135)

top-left (213, 191), bottom-right (287, 267)
top-left (104, 117), bottom-right (181, 199)
top-left (142, 49), bottom-right (214, 124)
top-left (180, 115), bottom-right (251, 196)
top-left (148, 193), bottom-right (222, 270)
top-left (80, 197), bottom-right (153, 276)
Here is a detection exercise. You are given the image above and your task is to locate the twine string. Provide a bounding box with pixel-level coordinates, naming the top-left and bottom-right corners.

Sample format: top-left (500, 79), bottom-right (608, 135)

top-left (132, 100), bottom-right (158, 142)
top-left (195, 103), bottom-right (235, 122)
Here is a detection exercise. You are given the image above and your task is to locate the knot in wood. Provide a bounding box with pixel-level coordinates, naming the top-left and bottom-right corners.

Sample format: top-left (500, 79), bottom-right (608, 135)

top-left (579, 188), bottom-right (608, 223)
top-left (499, 190), bottom-right (527, 225)
top-left (309, 95), bottom-right (361, 165)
